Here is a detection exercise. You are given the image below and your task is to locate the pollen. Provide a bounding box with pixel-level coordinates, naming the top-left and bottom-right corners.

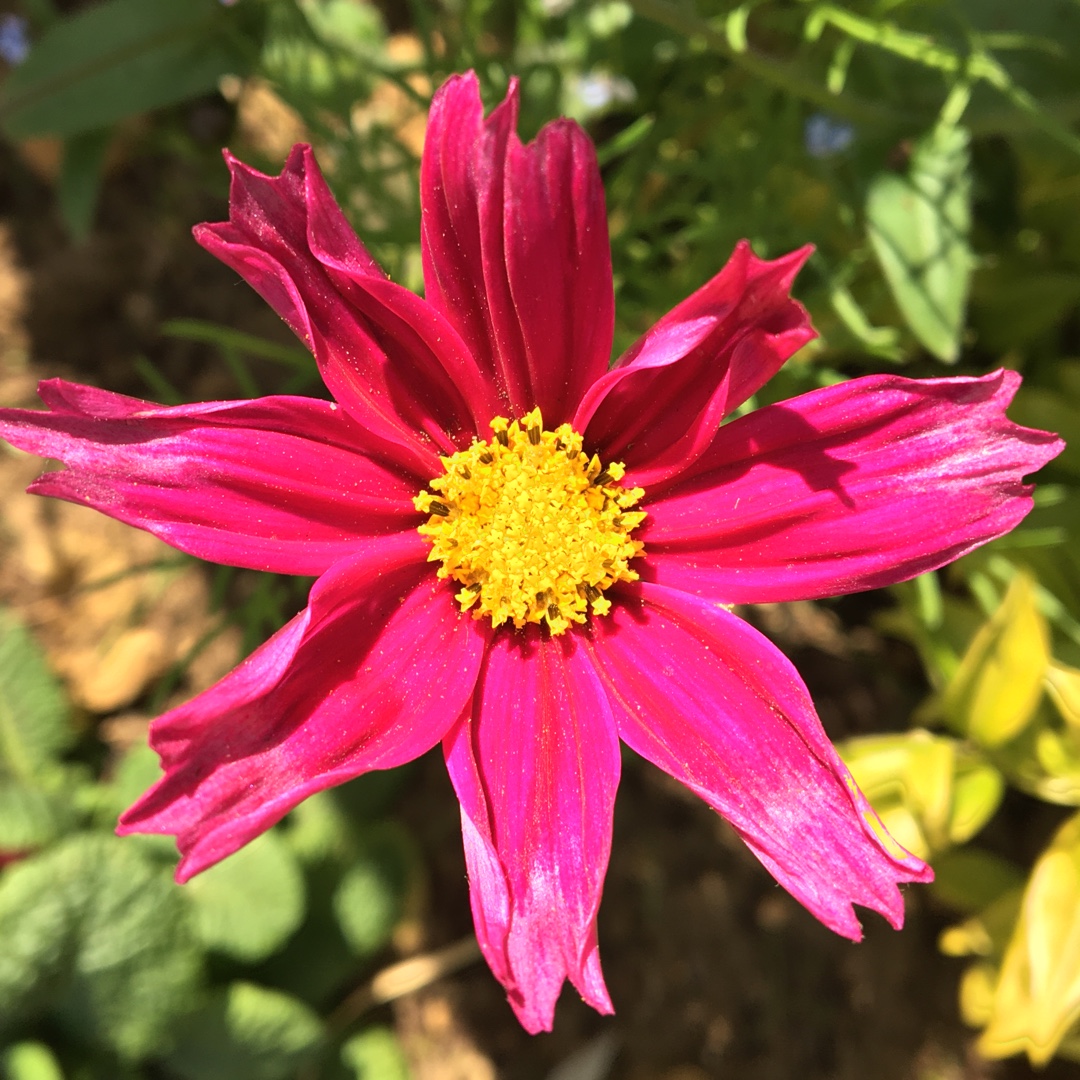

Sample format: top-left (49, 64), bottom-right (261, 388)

top-left (414, 408), bottom-right (646, 635)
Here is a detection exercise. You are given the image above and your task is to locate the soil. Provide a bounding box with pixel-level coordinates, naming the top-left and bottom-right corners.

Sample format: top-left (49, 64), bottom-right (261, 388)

top-left (1, 110), bottom-right (1078, 1080)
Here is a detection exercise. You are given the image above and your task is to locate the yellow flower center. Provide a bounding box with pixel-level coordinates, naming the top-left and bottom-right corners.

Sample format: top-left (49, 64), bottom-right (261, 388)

top-left (414, 408), bottom-right (646, 635)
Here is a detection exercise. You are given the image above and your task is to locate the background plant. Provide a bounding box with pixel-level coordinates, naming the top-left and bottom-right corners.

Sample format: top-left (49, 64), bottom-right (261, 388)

top-left (0, 0), bottom-right (1078, 1074)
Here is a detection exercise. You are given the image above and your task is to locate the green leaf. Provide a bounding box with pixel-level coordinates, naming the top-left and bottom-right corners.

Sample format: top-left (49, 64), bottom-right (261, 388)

top-left (298, 0), bottom-right (384, 55)
top-left (978, 811), bottom-right (1080, 1064)
top-left (0, 1042), bottom-right (64, 1080)
top-left (333, 827), bottom-right (411, 957)
top-left (942, 572), bottom-right (1049, 747)
top-left (341, 1027), bottom-right (410, 1080)
top-left (164, 982), bottom-right (324, 1080)
top-left (932, 847), bottom-right (1026, 915)
top-left (0, 0), bottom-right (243, 139)
top-left (866, 125), bottom-right (972, 362)
top-left (186, 830), bottom-right (305, 962)
top-left (994, 700), bottom-right (1080, 807)
top-left (0, 608), bottom-right (71, 783)
top-left (0, 833), bottom-right (201, 1059)
top-left (0, 780), bottom-right (62, 851)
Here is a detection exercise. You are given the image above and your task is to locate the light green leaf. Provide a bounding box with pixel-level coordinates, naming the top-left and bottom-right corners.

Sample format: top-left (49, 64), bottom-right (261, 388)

top-left (334, 858), bottom-right (401, 958)
top-left (186, 830), bottom-right (305, 962)
top-left (0, 1042), bottom-right (64, 1080)
top-left (867, 125), bottom-right (972, 361)
top-left (0, 833), bottom-right (201, 1059)
top-left (341, 1027), bottom-right (410, 1080)
top-left (165, 982), bottom-right (324, 1080)
top-left (298, 0), bottom-right (384, 55)
top-left (979, 811), bottom-right (1080, 1064)
top-left (942, 572), bottom-right (1049, 747)
top-left (0, 780), bottom-right (62, 851)
top-left (0, 0), bottom-right (242, 139)
top-left (333, 825), bottom-right (412, 957)
top-left (0, 609), bottom-right (71, 782)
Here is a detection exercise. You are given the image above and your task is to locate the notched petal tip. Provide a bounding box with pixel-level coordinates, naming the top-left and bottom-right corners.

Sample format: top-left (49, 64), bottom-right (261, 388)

top-left (445, 633), bottom-right (619, 1032)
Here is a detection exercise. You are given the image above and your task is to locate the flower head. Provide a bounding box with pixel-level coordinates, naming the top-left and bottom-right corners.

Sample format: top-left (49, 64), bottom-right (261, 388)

top-left (0, 72), bottom-right (1063, 1033)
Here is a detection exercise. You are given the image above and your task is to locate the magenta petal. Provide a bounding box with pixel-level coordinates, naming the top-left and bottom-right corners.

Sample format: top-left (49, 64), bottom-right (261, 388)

top-left (443, 630), bottom-right (619, 1032)
top-left (195, 145), bottom-right (484, 475)
top-left (421, 73), bottom-right (614, 425)
top-left (643, 369), bottom-right (1065, 603)
top-left (576, 241), bottom-right (815, 486)
top-left (118, 536), bottom-right (487, 880)
top-left (588, 582), bottom-right (931, 938)
top-left (0, 380), bottom-right (421, 576)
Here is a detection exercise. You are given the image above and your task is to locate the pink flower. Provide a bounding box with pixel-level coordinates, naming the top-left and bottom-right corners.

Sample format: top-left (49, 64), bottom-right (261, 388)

top-left (0, 72), bottom-right (1062, 1032)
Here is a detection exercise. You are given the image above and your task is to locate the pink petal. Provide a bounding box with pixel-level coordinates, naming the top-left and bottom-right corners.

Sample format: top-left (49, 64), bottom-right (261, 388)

top-left (587, 582), bottom-right (932, 938)
top-left (118, 535), bottom-right (487, 881)
top-left (642, 369), bottom-right (1065, 603)
top-left (575, 242), bottom-right (815, 487)
top-left (0, 380), bottom-right (421, 576)
top-left (195, 145), bottom-right (488, 476)
top-left (421, 73), bottom-right (614, 425)
top-left (443, 629), bottom-right (619, 1032)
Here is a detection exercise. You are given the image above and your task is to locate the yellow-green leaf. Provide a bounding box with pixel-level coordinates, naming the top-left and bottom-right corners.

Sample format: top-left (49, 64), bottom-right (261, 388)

top-left (840, 729), bottom-right (1004, 860)
top-left (1046, 662), bottom-right (1080, 731)
top-left (942, 572), bottom-right (1049, 747)
top-left (979, 811), bottom-right (1080, 1065)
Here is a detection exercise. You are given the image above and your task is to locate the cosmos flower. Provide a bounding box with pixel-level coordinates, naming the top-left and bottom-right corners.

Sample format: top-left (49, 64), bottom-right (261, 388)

top-left (0, 72), bottom-right (1062, 1033)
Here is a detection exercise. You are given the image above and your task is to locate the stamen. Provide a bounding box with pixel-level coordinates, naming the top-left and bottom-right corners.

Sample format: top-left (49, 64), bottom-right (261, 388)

top-left (413, 408), bottom-right (646, 634)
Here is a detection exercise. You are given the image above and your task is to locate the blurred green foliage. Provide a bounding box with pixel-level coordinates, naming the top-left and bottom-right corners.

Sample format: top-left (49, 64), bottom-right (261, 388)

top-left (1, 0), bottom-right (1079, 1072)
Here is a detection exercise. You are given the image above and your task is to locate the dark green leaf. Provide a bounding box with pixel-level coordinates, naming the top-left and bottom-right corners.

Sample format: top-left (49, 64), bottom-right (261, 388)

top-left (57, 128), bottom-right (111, 241)
top-left (164, 982), bottom-right (324, 1080)
top-left (333, 826), bottom-right (412, 957)
top-left (0, 0), bottom-right (243, 139)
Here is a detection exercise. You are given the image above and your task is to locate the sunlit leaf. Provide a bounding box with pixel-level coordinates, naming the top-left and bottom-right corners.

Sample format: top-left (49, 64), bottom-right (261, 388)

top-left (942, 572), bottom-right (1049, 747)
top-left (1046, 662), bottom-right (1080, 729)
top-left (997, 719), bottom-right (1080, 806)
top-left (867, 124), bottom-right (972, 361)
top-left (341, 1027), bottom-right (410, 1080)
top-left (979, 811), bottom-right (1080, 1064)
top-left (0, 1042), bottom-right (64, 1080)
top-left (840, 729), bottom-right (1004, 860)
